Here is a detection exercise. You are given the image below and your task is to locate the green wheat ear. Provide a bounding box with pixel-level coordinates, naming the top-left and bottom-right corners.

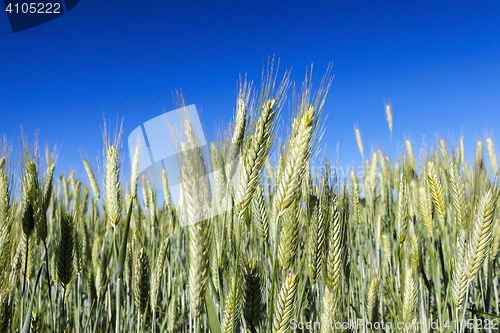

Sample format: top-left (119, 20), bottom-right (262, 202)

top-left (251, 181), bottom-right (269, 241)
top-left (133, 245), bottom-right (150, 317)
top-left (92, 236), bottom-right (109, 299)
top-left (397, 177), bottom-right (409, 247)
top-left (354, 125), bottom-right (364, 158)
top-left (419, 185), bottom-right (433, 238)
top-left (487, 138), bottom-right (499, 176)
top-left (402, 264), bottom-right (418, 325)
top-left (236, 98), bottom-right (278, 216)
top-left (56, 211), bottom-right (74, 299)
top-left (278, 202), bottom-right (300, 271)
top-left (272, 272), bottom-right (298, 333)
top-left (321, 285), bottom-right (339, 333)
top-left (187, 220), bottom-right (210, 318)
top-left (105, 146), bottom-right (121, 227)
top-left (427, 161), bottom-right (446, 223)
top-left (467, 189), bottom-right (496, 281)
top-left (0, 159), bottom-right (10, 225)
top-left (21, 161), bottom-right (37, 238)
top-left (274, 106), bottom-right (315, 216)
top-left (325, 194), bottom-right (347, 292)
top-left (151, 237), bottom-right (169, 312)
top-left (307, 190), bottom-right (327, 285)
top-left (366, 276), bottom-right (380, 323)
top-left (83, 160), bottom-right (100, 200)
top-left (243, 256), bottom-right (263, 332)
top-left (226, 84), bottom-right (249, 182)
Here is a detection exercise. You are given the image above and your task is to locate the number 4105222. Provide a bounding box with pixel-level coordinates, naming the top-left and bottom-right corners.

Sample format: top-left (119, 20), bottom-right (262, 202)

top-left (5, 3), bottom-right (61, 14)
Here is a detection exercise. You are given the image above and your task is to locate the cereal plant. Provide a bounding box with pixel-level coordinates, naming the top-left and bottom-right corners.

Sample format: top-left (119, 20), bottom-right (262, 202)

top-left (1, 63), bottom-right (500, 333)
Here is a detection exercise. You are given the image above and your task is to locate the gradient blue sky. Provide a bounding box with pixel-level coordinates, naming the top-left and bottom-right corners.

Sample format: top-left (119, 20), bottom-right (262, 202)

top-left (1, 0), bottom-right (500, 178)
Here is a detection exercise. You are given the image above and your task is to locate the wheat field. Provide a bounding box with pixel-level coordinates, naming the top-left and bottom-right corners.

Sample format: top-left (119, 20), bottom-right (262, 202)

top-left (1, 65), bottom-right (500, 333)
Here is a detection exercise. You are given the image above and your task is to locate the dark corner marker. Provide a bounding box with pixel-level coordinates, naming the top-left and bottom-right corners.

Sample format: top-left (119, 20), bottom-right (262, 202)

top-left (3, 0), bottom-right (79, 33)
top-left (63, 0), bottom-right (78, 12)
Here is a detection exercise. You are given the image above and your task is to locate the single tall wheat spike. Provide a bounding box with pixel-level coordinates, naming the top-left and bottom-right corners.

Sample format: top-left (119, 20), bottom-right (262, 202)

top-left (385, 102), bottom-right (393, 132)
top-left (105, 145), bottom-right (120, 227)
top-left (354, 124), bottom-right (364, 158)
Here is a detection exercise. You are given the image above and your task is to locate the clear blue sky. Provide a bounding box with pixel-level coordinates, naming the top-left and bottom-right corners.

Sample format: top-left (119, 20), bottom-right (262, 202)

top-left (1, 0), bottom-right (500, 179)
